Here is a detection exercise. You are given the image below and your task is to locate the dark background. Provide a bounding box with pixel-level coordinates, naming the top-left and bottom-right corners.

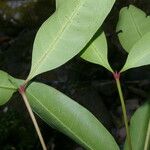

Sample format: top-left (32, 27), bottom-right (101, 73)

top-left (0, 0), bottom-right (150, 149)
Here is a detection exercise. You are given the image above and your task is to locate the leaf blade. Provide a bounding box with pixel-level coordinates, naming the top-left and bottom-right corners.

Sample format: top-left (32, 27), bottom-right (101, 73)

top-left (0, 71), bottom-right (17, 105)
top-left (124, 102), bottom-right (150, 150)
top-left (28, 0), bottom-right (115, 80)
top-left (26, 82), bottom-right (119, 150)
top-left (117, 5), bottom-right (150, 53)
top-left (81, 31), bottom-right (113, 72)
top-left (121, 32), bottom-right (150, 72)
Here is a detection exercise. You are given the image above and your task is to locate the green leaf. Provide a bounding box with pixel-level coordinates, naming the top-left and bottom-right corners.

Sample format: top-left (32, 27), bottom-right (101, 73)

top-left (81, 31), bottom-right (113, 72)
top-left (124, 102), bottom-right (150, 150)
top-left (27, 0), bottom-right (115, 81)
top-left (26, 82), bottom-right (119, 150)
top-left (0, 71), bottom-right (17, 105)
top-left (116, 5), bottom-right (150, 53)
top-left (121, 32), bottom-right (150, 72)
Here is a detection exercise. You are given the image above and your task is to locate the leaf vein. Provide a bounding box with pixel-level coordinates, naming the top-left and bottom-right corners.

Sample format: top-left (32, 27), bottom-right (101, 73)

top-left (27, 90), bottom-right (93, 150)
top-left (29, 1), bottom-right (86, 79)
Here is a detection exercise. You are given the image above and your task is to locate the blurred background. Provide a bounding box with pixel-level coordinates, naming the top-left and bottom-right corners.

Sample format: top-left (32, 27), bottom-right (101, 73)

top-left (0, 0), bottom-right (150, 149)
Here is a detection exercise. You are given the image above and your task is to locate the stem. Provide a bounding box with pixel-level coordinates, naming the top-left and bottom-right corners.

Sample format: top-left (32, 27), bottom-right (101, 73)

top-left (144, 119), bottom-right (150, 150)
top-left (113, 72), bottom-right (132, 150)
top-left (19, 85), bottom-right (47, 150)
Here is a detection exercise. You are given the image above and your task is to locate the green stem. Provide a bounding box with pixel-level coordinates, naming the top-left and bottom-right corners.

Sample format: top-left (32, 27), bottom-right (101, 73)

top-left (113, 72), bottom-right (132, 150)
top-left (144, 119), bottom-right (150, 150)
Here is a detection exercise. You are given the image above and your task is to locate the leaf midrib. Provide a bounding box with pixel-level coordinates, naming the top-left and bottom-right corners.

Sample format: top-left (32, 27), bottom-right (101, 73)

top-left (129, 48), bottom-right (150, 67)
top-left (91, 43), bottom-right (112, 72)
top-left (122, 47), bottom-right (150, 72)
top-left (129, 8), bottom-right (143, 38)
top-left (27, 89), bottom-right (93, 150)
top-left (29, 0), bottom-right (86, 80)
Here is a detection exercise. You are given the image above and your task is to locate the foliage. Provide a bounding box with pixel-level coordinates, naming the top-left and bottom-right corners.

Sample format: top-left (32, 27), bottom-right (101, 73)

top-left (26, 82), bottom-right (119, 150)
top-left (0, 71), bottom-right (16, 105)
top-left (27, 0), bottom-right (115, 81)
top-left (81, 31), bottom-right (113, 72)
top-left (116, 5), bottom-right (150, 53)
top-left (0, 1), bottom-right (150, 150)
top-left (124, 102), bottom-right (150, 150)
top-left (121, 32), bottom-right (150, 72)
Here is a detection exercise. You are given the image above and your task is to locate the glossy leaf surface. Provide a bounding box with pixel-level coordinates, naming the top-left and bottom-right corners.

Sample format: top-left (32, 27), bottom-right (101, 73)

top-left (117, 5), bottom-right (150, 53)
top-left (121, 32), bottom-right (150, 72)
top-left (26, 82), bottom-right (119, 150)
top-left (81, 31), bottom-right (113, 72)
top-left (28, 0), bottom-right (115, 80)
top-left (124, 102), bottom-right (150, 150)
top-left (0, 71), bottom-right (17, 105)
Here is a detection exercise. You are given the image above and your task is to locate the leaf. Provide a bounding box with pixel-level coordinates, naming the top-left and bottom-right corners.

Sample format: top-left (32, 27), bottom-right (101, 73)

top-left (124, 101), bottom-right (150, 150)
top-left (27, 0), bottom-right (115, 81)
top-left (121, 32), bottom-right (150, 72)
top-left (0, 71), bottom-right (17, 105)
top-left (80, 31), bottom-right (113, 72)
top-left (116, 5), bottom-right (150, 53)
top-left (26, 82), bottom-right (119, 150)
top-left (144, 120), bottom-right (150, 150)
